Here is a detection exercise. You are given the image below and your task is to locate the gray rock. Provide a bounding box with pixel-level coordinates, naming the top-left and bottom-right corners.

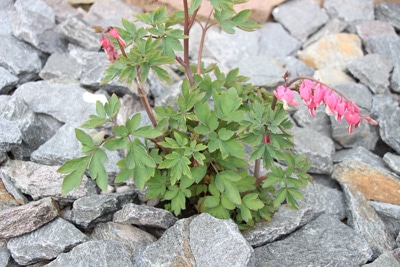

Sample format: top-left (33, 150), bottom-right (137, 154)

top-left (333, 82), bottom-right (373, 111)
top-left (113, 203), bottom-right (177, 229)
top-left (91, 222), bottom-right (156, 254)
top-left (12, 80), bottom-right (97, 125)
top-left (42, 0), bottom-right (81, 23)
top-left (0, 118), bottom-right (21, 154)
top-left (341, 183), bottom-right (396, 258)
top-left (303, 18), bottom-right (348, 48)
top-left (291, 126), bottom-right (335, 174)
top-left (293, 104), bottom-right (331, 137)
top-left (347, 54), bottom-right (393, 94)
top-left (244, 183), bottom-right (345, 247)
top-left (330, 111), bottom-right (379, 150)
top-left (57, 16), bottom-right (100, 51)
top-left (356, 20), bottom-right (397, 44)
top-left (282, 56), bottom-right (315, 78)
top-left (233, 55), bottom-right (285, 88)
top-left (391, 65), bottom-right (400, 93)
top-left (205, 27), bottom-right (260, 69)
top-left (0, 67), bottom-right (18, 95)
top-left (7, 218), bottom-right (88, 266)
top-left (0, 160), bottom-right (96, 203)
top-left (324, 0), bottom-right (374, 26)
top-left (45, 240), bottom-right (134, 267)
top-left (0, 35), bottom-right (42, 83)
top-left (254, 214), bottom-right (373, 266)
top-left (257, 22), bottom-right (301, 58)
top-left (72, 192), bottom-right (136, 229)
top-left (0, 97), bottom-right (61, 159)
top-left (0, 164), bottom-right (29, 205)
top-left (365, 34), bottom-right (400, 67)
top-left (333, 146), bottom-right (386, 168)
top-left (370, 94), bottom-right (396, 120)
top-left (383, 152), bottom-right (400, 175)
top-left (39, 53), bottom-right (82, 81)
top-left (0, 240), bottom-right (11, 267)
top-left (272, 0), bottom-right (328, 42)
top-left (134, 213), bottom-right (254, 267)
top-left (11, 0), bottom-right (67, 54)
top-left (0, 0), bottom-right (13, 36)
top-left (369, 201), bottom-right (400, 240)
top-left (314, 67), bottom-right (355, 84)
top-left (375, 3), bottom-right (400, 31)
top-left (0, 197), bottom-right (59, 239)
top-left (363, 251), bottom-right (400, 267)
top-left (378, 105), bottom-right (400, 154)
top-left (83, 0), bottom-right (143, 28)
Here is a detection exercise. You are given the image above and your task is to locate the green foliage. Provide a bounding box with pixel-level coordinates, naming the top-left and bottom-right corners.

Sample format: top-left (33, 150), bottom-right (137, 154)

top-left (59, 0), bottom-right (313, 229)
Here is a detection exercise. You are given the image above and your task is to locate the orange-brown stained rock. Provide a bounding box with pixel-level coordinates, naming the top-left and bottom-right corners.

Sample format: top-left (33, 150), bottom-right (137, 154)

top-left (332, 160), bottom-right (400, 205)
top-left (0, 179), bottom-right (22, 206)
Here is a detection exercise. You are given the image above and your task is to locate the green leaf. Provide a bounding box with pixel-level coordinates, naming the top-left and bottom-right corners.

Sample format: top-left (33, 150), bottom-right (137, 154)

top-left (75, 129), bottom-right (94, 148)
top-left (80, 116), bottom-right (109, 129)
top-left (132, 126), bottom-right (161, 139)
top-left (104, 94), bottom-right (121, 118)
top-left (240, 205), bottom-right (252, 222)
top-left (205, 195), bottom-right (220, 208)
top-left (126, 113), bottom-right (141, 133)
top-left (208, 204), bottom-right (230, 219)
top-left (88, 148), bottom-right (109, 191)
top-left (189, 0), bottom-right (202, 12)
top-left (273, 188), bottom-right (287, 208)
top-left (115, 169), bottom-right (133, 183)
top-left (151, 66), bottom-right (171, 83)
top-left (171, 191), bottom-right (186, 216)
top-left (162, 35), bottom-right (183, 58)
top-left (103, 137), bottom-right (129, 151)
top-left (59, 156), bottom-right (90, 194)
top-left (223, 180), bottom-right (242, 205)
top-left (113, 125), bottom-right (129, 137)
top-left (164, 185), bottom-right (179, 200)
top-left (243, 193), bottom-right (264, 210)
top-left (221, 193), bottom-right (236, 210)
top-left (96, 101), bottom-right (106, 118)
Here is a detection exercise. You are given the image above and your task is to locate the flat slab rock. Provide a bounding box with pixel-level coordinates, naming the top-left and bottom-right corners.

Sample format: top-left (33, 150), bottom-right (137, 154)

top-left (254, 214), bottom-right (373, 266)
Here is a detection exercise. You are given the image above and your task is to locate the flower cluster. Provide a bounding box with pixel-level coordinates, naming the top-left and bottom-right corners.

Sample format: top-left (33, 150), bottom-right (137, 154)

top-left (274, 79), bottom-right (377, 133)
top-left (100, 28), bottom-right (126, 62)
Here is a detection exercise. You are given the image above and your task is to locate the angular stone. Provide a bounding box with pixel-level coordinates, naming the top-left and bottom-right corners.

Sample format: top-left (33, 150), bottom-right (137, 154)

top-left (0, 97), bottom-right (61, 159)
top-left (341, 183), bottom-right (396, 258)
top-left (57, 16), bottom-right (100, 51)
top-left (303, 18), bottom-right (348, 48)
top-left (39, 53), bottom-right (81, 81)
top-left (383, 152), bottom-right (400, 175)
top-left (0, 197), bottom-right (59, 239)
top-left (365, 34), bottom-right (400, 67)
top-left (0, 36), bottom-right (42, 83)
top-left (72, 192), bottom-right (136, 229)
top-left (12, 80), bottom-right (97, 125)
top-left (371, 94), bottom-right (397, 121)
top-left (282, 56), bottom-right (315, 78)
top-left (356, 20), bottom-right (397, 44)
top-left (293, 105), bottom-right (330, 137)
top-left (244, 182), bottom-right (345, 247)
top-left (0, 67), bottom-right (18, 95)
top-left (83, 0), bottom-right (143, 28)
top-left (375, 3), bottom-right (400, 31)
top-left (391, 65), bottom-right (400, 93)
top-left (113, 203), bottom-right (177, 229)
top-left (234, 55), bottom-right (285, 88)
top-left (335, 82), bottom-right (373, 110)
top-left (0, 118), bottom-right (21, 154)
top-left (0, 160), bottom-right (96, 203)
top-left (324, 0), bottom-right (374, 25)
top-left (291, 127), bottom-right (335, 174)
top-left (298, 33), bottom-right (363, 71)
top-left (369, 201), bottom-right (400, 239)
top-left (254, 214), bottom-right (373, 266)
top-left (257, 22), bottom-right (301, 58)
top-left (313, 67), bottom-right (355, 84)
top-left (46, 240), bottom-right (134, 267)
top-left (91, 222), bottom-right (156, 254)
top-left (134, 213), bottom-right (254, 267)
top-left (0, 0), bottom-right (13, 36)
top-left (7, 218), bottom-right (88, 266)
top-left (332, 160), bottom-right (400, 206)
top-left (11, 0), bottom-right (67, 54)
top-left (42, 0), bottom-right (81, 23)
top-left (331, 113), bottom-right (379, 150)
top-left (333, 146), bottom-right (387, 168)
top-left (347, 54), bottom-right (393, 94)
top-left (272, 0), bottom-right (328, 42)
top-left (363, 251), bottom-right (400, 267)
top-left (0, 240), bottom-right (10, 267)
top-left (0, 178), bottom-right (20, 210)
top-left (205, 28), bottom-right (260, 68)
top-left (379, 105), bottom-right (400, 154)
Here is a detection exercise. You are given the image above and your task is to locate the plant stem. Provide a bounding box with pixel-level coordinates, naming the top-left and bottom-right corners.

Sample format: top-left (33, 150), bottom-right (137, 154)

top-left (183, 0), bottom-right (195, 85)
top-left (197, 8), bottom-right (215, 75)
top-left (135, 69), bottom-right (157, 127)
